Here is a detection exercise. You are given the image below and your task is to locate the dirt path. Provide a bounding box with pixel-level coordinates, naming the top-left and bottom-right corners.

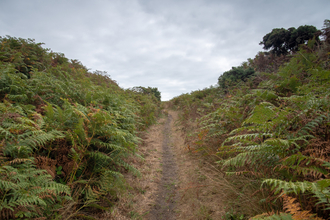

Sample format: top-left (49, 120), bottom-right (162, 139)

top-left (110, 110), bottom-right (231, 219)
top-left (148, 113), bottom-right (179, 219)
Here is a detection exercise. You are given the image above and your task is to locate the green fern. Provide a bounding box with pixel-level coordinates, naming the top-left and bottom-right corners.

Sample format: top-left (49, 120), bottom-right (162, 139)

top-left (263, 178), bottom-right (330, 211)
top-left (0, 160), bottom-right (72, 218)
top-left (1, 35), bottom-right (161, 218)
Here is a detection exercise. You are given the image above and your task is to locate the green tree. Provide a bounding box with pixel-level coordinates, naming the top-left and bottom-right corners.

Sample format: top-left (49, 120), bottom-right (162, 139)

top-left (260, 28), bottom-right (289, 56)
top-left (218, 66), bottom-right (255, 91)
top-left (259, 25), bottom-right (319, 55)
top-left (131, 86), bottom-right (161, 101)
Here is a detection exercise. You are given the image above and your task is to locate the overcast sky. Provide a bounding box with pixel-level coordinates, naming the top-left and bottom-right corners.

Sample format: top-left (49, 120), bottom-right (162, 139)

top-left (1, 0), bottom-right (329, 100)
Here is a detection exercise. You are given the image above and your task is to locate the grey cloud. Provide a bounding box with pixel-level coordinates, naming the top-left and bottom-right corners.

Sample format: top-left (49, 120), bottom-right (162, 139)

top-left (1, 0), bottom-right (329, 100)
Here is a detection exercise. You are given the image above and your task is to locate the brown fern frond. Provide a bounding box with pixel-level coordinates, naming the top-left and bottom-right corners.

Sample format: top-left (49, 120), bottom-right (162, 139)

top-left (0, 208), bottom-right (14, 220)
top-left (0, 112), bottom-right (21, 123)
top-left (305, 140), bottom-right (330, 160)
top-left (293, 210), bottom-right (319, 220)
top-left (58, 155), bottom-right (76, 177)
top-left (249, 211), bottom-right (275, 219)
top-left (0, 139), bottom-right (5, 165)
top-left (282, 194), bottom-right (324, 220)
top-left (3, 158), bottom-right (32, 166)
top-left (35, 156), bottom-right (57, 179)
top-left (38, 189), bottom-right (57, 200)
top-left (282, 194), bottom-right (302, 215)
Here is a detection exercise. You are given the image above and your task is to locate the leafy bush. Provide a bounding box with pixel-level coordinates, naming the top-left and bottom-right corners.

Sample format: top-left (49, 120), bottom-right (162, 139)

top-left (218, 66), bottom-right (255, 92)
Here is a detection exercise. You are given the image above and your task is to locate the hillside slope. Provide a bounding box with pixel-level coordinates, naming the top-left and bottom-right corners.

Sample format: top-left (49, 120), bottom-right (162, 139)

top-left (169, 22), bottom-right (330, 219)
top-left (0, 36), bottom-right (161, 219)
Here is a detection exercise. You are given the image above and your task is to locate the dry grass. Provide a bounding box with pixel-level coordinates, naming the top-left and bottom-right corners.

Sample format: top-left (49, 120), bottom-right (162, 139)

top-left (170, 110), bottom-right (265, 219)
top-left (101, 117), bottom-right (166, 219)
top-left (171, 110), bottom-right (226, 219)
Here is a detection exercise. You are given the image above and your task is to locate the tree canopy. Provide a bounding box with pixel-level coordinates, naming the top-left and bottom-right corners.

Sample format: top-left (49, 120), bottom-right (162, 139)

top-left (259, 25), bottom-right (319, 55)
top-left (131, 86), bottom-right (161, 101)
top-left (218, 66), bottom-right (255, 91)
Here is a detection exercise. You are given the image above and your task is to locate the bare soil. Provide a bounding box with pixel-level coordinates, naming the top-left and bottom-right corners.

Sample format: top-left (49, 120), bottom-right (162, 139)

top-left (148, 112), bottom-right (179, 219)
top-left (108, 110), bottom-right (259, 219)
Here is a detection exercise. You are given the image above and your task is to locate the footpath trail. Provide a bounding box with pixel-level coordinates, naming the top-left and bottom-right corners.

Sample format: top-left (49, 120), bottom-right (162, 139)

top-left (148, 112), bottom-right (179, 219)
top-left (111, 110), bottom-right (227, 219)
top-left (149, 114), bottom-right (178, 220)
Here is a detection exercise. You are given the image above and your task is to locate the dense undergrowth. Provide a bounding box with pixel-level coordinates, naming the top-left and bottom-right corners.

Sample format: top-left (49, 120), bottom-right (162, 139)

top-left (0, 36), bottom-right (161, 219)
top-left (169, 20), bottom-right (330, 219)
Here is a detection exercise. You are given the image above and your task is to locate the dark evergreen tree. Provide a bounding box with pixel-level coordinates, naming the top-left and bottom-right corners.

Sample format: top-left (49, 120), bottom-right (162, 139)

top-left (260, 25), bottom-right (319, 55)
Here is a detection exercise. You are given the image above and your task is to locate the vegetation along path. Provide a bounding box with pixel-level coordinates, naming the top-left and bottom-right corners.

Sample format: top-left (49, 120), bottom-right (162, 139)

top-left (112, 110), bottom-right (228, 219)
top-left (2, 20), bottom-right (329, 219)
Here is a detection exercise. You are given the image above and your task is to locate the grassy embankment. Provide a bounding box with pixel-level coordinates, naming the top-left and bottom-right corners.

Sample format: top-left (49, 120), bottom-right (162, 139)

top-left (0, 36), bottom-right (161, 219)
top-left (168, 26), bottom-right (330, 219)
